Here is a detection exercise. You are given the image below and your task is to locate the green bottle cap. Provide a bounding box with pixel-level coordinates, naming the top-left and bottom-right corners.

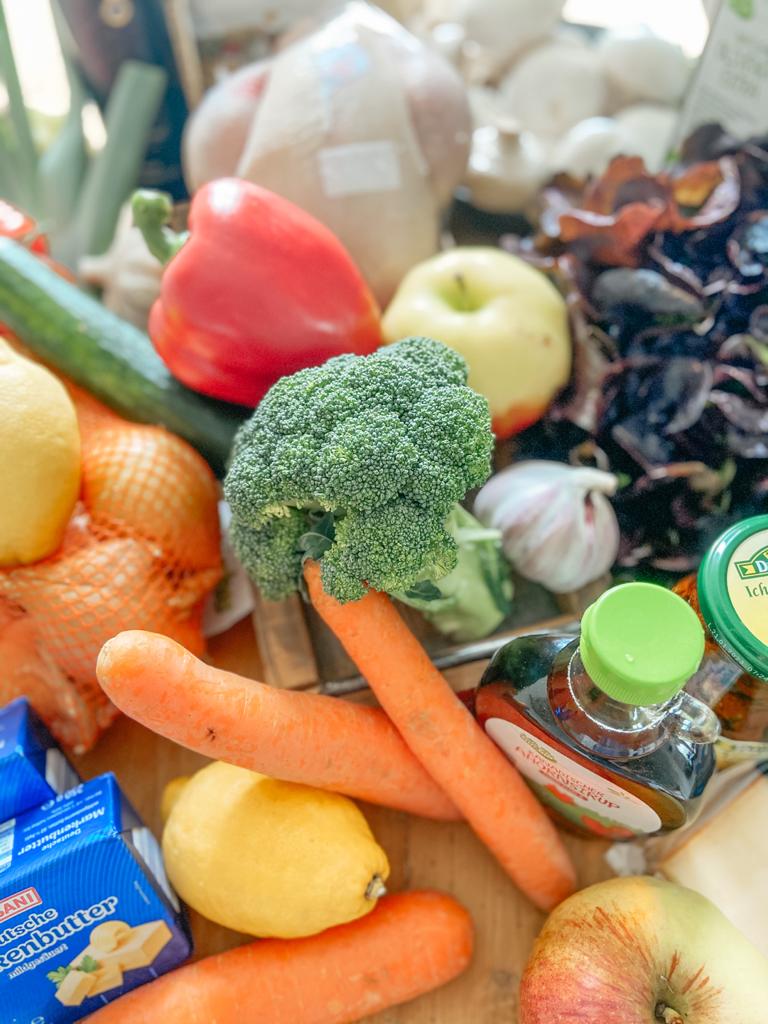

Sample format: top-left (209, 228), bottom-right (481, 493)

top-left (580, 582), bottom-right (705, 706)
top-left (697, 515), bottom-right (768, 682)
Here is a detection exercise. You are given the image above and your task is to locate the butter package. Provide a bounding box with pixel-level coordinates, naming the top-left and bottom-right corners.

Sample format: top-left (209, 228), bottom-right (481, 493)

top-left (0, 773), bottom-right (192, 1022)
top-left (0, 698), bottom-right (80, 822)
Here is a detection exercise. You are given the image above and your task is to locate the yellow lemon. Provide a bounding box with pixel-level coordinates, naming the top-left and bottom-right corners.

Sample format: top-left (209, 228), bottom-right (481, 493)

top-left (0, 341), bottom-right (80, 565)
top-left (160, 775), bottom-right (190, 823)
top-left (161, 762), bottom-right (390, 939)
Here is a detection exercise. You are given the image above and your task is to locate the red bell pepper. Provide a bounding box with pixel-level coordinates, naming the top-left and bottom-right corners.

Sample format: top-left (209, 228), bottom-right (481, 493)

top-left (133, 178), bottom-right (382, 406)
top-left (0, 200), bottom-right (49, 254)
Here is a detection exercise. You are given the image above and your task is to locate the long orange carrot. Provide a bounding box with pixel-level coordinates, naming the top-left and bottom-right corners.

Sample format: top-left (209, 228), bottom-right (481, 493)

top-left (305, 561), bottom-right (577, 911)
top-left (97, 631), bottom-right (459, 821)
top-left (84, 891), bottom-right (473, 1024)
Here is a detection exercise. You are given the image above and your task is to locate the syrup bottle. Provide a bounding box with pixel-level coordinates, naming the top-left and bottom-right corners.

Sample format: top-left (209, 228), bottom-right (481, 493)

top-left (474, 583), bottom-right (720, 840)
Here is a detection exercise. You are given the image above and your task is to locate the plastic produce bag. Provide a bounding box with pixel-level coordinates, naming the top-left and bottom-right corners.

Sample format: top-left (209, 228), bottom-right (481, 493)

top-left (183, 1), bottom-right (471, 304)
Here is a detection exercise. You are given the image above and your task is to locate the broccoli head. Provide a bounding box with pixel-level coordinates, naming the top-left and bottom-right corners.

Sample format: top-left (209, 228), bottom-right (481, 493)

top-left (224, 336), bottom-right (494, 602)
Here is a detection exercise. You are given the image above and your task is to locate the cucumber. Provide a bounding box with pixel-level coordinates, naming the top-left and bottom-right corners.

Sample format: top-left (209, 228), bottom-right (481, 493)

top-left (0, 238), bottom-right (247, 474)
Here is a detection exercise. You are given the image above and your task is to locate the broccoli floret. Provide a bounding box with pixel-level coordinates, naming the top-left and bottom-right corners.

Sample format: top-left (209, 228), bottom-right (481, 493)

top-left (224, 337), bottom-right (494, 603)
top-left (229, 512), bottom-right (306, 601)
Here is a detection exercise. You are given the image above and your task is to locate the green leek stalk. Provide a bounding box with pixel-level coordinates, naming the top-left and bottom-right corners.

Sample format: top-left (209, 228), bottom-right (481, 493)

top-left (39, 3), bottom-right (87, 234)
top-left (69, 59), bottom-right (167, 259)
top-left (0, 0), bottom-right (39, 214)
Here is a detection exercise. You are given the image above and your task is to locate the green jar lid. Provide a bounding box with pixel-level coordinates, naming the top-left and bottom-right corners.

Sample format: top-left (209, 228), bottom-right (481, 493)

top-left (697, 515), bottom-right (768, 682)
top-left (580, 582), bottom-right (705, 706)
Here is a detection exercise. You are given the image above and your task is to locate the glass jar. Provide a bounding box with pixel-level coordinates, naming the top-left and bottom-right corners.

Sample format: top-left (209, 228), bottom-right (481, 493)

top-left (673, 515), bottom-right (768, 754)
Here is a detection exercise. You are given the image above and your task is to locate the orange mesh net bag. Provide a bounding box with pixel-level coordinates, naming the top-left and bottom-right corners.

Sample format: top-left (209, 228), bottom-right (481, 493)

top-left (0, 378), bottom-right (223, 753)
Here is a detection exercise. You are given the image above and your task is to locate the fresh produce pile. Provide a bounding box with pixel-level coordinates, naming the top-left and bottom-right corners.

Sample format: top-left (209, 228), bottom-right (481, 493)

top-left (505, 126), bottom-right (768, 572)
top-left (4, 5), bottom-right (768, 1021)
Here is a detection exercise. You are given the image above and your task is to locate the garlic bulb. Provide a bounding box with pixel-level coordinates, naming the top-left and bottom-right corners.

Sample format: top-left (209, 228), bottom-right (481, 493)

top-left (474, 461), bottom-right (620, 593)
top-left (79, 205), bottom-right (162, 329)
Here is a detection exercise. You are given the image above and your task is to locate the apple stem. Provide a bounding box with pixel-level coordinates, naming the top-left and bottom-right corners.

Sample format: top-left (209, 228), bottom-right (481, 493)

top-left (655, 1004), bottom-right (684, 1024)
top-left (453, 273), bottom-right (473, 311)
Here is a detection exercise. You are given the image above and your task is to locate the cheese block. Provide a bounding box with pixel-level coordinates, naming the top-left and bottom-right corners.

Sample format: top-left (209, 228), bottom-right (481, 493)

top-left (55, 970), bottom-right (96, 1007)
top-left (89, 962), bottom-right (124, 997)
top-left (658, 773), bottom-right (768, 957)
top-left (109, 921), bottom-right (173, 971)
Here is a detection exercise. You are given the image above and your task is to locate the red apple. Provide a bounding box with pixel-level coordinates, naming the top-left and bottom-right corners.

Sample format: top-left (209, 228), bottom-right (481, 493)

top-left (520, 876), bottom-right (768, 1023)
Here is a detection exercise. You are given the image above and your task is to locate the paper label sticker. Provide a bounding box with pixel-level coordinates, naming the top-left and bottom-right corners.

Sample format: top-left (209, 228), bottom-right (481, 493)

top-left (727, 527), bottom-right (768, 646)
top-left (485, 718), bottom-right (662, 838)
top-left (318, 141), bottom-right (401, 198)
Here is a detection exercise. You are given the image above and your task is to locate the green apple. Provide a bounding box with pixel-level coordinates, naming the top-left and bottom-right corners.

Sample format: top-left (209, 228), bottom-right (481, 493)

top-left (520, 875), bottom-right (768, 1023)
top-left (382, 247), bottom-right (571, 438)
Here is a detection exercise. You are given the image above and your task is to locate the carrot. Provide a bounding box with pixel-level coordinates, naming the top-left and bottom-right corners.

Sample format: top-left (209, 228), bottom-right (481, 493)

top-left (84, 891), bottom-right (473, 1024)
top-left (97, 630), bottom-right (460, 821)
top-left (305, 561), bottom-right (577, 912)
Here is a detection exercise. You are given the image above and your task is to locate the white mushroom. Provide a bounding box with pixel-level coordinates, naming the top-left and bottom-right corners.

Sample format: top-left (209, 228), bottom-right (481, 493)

top-left (465, 121), bottom-right (550, 212)
top-left (553, 117), bottom-right (628, 179)
top-left (614, 104), bottom-right (678, 172)
top-left (415, 0), bottom-right (565, 81)
top-left (498, 42), bottom-right (607, 139)
top-left (599, 30), bottom-right (692, 107)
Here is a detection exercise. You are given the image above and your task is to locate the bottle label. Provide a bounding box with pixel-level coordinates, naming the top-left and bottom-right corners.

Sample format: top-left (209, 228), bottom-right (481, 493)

top-left (485, 718), bottom-right (662, 839)
top-left (715, 735), bottom-right (768, 770)
top-left (728, 527), bottom-right (768, 646)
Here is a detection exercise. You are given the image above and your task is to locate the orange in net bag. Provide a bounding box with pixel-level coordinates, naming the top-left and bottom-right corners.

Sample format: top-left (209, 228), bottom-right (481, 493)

top-left (0, 378), bottom-right (223, 753)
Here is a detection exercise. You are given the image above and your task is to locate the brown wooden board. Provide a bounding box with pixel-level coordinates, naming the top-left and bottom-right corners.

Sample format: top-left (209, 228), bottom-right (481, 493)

top-left (249, 573), bottom-right (610, 692)
top-left (74, 617), bottom-right (613, 1023)
top-left (252, 573), bottom-right (610, 692)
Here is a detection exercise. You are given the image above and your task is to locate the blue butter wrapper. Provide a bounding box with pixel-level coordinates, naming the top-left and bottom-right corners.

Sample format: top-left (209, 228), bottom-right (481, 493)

top-left (0, 699), bottom-right (80, 822)
top-left (0, 773), bottom-right (192, 1022)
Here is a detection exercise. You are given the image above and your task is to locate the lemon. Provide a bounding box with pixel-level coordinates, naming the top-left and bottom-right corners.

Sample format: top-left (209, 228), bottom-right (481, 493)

top-left (160, 775), bottom-right (190, 823)
top-left (161, 762), bottom-right (390, 939)
top-left (0, 340), bottom-right (81, 565)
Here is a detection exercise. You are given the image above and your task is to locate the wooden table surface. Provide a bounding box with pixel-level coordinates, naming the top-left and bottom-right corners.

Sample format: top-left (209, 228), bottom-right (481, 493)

top-left (73, 617), bottom-right (612, 1023)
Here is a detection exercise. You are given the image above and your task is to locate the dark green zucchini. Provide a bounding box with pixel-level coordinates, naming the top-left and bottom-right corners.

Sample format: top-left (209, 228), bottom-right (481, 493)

top-left (0, 238), bottom-right (248, 475)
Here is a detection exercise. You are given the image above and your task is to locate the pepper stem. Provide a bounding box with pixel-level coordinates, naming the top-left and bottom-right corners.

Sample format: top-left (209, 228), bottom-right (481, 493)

top-left (131, 189), bottom-right (188, 265)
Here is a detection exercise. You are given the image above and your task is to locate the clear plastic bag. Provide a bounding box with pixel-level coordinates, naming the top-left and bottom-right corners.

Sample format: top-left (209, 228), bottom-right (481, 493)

top-left (183, 2), bottom-right (471, 304)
